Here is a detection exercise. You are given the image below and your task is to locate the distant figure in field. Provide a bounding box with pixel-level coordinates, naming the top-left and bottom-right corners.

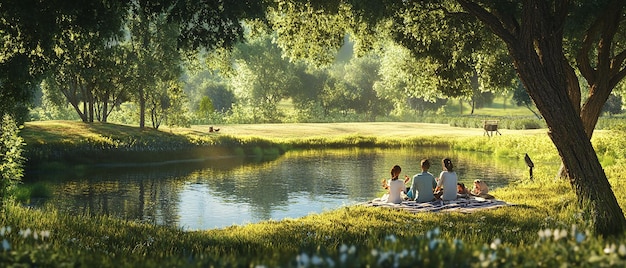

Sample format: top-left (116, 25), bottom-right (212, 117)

top-left (381, 165), bottom-right (408, 204)
top-left (407, 159), bottom-right (437, 203)
top-left (434, 158), bottom-right (458, 201)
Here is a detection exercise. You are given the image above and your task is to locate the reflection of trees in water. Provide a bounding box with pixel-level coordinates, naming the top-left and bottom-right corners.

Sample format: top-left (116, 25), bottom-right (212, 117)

top-left (52, 171), bottom-right (186, 227)
top-left (35, 147), bottom-right (529, 228)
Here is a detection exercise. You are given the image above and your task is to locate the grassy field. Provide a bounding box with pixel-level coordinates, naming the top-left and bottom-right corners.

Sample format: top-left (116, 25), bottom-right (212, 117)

top-left (6, 120), bottom-right (626, 267)
top-left (189, 122), bottom-right (546, 139)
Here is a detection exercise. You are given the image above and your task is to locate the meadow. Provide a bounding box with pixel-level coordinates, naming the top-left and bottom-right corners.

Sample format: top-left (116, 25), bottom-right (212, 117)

top-left (3, 119), bottom-right (626, 267)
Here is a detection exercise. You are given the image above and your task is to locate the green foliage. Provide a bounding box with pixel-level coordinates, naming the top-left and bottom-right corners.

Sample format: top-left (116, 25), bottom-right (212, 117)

top-left (602, 94), bottom-right (624, 116)
top-left (0, 115), bottom-right (24, 210)
top-left (13, 182), bottom-right (52, 203)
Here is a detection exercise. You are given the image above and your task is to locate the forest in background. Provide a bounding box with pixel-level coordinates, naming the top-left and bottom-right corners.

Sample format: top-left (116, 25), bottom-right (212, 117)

top-left (29, 28), bottom-right (626, 127)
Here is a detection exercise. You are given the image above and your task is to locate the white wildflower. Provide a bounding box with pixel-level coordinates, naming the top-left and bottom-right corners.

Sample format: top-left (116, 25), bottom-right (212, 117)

top-left (604, 244), bottom-right (616, 254)
top-left (576, 232), bottom-right (585, 244)
top-left (377, 251), bottom-right (389, 266)
top-left (340, 253), bottom-right (347, 263)
top-left (538, 228), bottom-right (550, 240)
top-left (339, 244), bottom-right (348, 253)
top-left (619, 244), bottom-right (626, 256)
top-left (311, 255), bottom-right (323, 266)
top-left (400, 249), bottom-right (409, 258)
top-left (40, 230), bottom-right (50, 239)
top-left (553, 229), bottom-right (567, 241)
top-left (429, 240), bottom-right (438, 250)
top-left (490, 238), bottom-right (501, 250)
top-left (20, 228), bottom-right (32, 238)
top-left (297, 253), bottom-right (310, 267)
top-left (2, 239), bottom-right (10, 251)
top-left (325, 257), bottom-right (335, 267)
top-left (433, 227), bottom-right (441, 236)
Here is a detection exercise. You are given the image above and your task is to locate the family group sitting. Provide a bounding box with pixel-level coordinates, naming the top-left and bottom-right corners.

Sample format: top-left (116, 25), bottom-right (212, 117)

top-left (381, 158), bottom-right (492, 204)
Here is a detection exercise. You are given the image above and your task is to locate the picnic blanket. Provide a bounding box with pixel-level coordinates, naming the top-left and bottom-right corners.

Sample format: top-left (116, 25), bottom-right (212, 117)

top-left (362, 196), bottom-right (513, 213)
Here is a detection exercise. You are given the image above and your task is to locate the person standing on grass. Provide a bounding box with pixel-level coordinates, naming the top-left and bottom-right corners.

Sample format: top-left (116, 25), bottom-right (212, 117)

top-left (407, 159), bottom-right (437, 203)
top-left (381, 165), bottom-right (407, 204)
top-left (434, 158), bottom-right (458, 201)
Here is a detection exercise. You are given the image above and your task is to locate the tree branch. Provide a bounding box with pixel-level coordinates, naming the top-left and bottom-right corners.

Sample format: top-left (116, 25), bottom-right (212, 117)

top-left (455, 0), bottom-right (516, 45)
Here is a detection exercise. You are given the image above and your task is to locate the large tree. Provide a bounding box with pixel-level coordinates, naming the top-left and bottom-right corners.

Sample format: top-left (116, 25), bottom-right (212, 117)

top-left (455, 0), bottom-right (626, 237)
top-left (270, 0), bottom-right (626, 236)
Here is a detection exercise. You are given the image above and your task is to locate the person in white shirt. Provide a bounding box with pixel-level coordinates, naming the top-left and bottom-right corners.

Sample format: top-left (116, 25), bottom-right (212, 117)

top-left (381, 165), bottom-right (407, 204)
top-left (434, 158), bottom-right (458, 201)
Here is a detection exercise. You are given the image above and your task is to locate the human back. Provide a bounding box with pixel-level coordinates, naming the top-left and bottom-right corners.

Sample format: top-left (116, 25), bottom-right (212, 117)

top-left (411, 159), bottom-right (436, 202)
top-left (435, 158), bottom-right (458, 201)
top-left (385, 165), bottom-right (405, 204)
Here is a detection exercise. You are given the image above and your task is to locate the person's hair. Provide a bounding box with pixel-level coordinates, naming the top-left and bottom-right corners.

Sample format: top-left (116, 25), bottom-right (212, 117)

top-left (420, 159), bottom-right (430, 170)
top-left (442, 158), bottom-right (454, 171)
top-left (390, 165), bottom-right (402, 180)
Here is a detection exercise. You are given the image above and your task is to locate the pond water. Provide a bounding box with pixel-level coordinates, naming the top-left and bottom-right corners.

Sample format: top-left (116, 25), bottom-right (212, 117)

top-left (25, 147), bottom-right (527, 230)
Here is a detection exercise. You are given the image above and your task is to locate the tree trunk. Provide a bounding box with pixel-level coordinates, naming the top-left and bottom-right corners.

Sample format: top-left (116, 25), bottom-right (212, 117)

top-left (509, 5), bottom-right (624, 236)
top-left (139, 87), bottom-right (146, 128)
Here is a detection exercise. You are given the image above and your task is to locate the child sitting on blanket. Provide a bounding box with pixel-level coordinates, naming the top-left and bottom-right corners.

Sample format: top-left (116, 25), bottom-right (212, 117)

top-left (471, 180), bottom-right (489, 195)
top-left (457, 183), bottom-right (470, 198)
top-left (471, 179), bottom-right (495, 199)
top-left (380, 165), bottom-right (408, 204)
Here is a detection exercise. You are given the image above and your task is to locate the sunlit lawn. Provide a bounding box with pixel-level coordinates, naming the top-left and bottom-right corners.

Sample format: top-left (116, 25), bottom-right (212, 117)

top-left (9, 117), bottom-right (626, 266)
top-left (189, 122), bottom-right (546, 139)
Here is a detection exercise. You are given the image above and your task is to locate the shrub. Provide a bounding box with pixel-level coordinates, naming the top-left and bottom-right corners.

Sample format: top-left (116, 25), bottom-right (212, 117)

top-left (0, 115), bottom-right (25, 210)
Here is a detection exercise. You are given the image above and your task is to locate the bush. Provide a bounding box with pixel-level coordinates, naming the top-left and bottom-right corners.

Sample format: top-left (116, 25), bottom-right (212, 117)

top-left (0, 115), bottom-right (25, 209)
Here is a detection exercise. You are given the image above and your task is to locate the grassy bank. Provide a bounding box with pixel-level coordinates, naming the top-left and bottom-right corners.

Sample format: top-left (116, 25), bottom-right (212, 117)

top-left (4, 120), bottom-right (626, 266)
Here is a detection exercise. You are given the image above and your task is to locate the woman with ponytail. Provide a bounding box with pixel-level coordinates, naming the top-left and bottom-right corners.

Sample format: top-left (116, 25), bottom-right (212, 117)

top-left (434, 158), bottom-right (458, 201)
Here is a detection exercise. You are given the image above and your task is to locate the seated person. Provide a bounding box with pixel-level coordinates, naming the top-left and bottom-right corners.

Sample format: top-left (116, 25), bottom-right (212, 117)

top-left (457, 182), bottom-right (470, 198)
top-left (407, 159), bottom-right (436, 202)
top-left (434, 158), bottom-right (458, 201)
top-left (381, 165), bottom-right (405, 204)
top-left (471, 179), bottom-right (495, 199)
top-left (471, 179), bottom-right (489, 195)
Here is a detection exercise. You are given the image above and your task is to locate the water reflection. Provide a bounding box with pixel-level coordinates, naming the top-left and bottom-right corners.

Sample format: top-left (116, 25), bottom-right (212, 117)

top-left (25, 147), bottom-right (527, 230)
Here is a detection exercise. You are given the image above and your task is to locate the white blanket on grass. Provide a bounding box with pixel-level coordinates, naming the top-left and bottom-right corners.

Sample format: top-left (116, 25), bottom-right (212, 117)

top-left (363, 196), bottom-right (513, 213)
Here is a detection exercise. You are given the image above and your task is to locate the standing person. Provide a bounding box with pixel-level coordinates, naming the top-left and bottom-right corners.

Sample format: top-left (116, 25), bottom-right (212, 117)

top-left (434, 158), bottom-right (458, 201)
top-left (407, 159), bottom-right (437, 202)
top-left (381, 165), bottom-right (406, 204)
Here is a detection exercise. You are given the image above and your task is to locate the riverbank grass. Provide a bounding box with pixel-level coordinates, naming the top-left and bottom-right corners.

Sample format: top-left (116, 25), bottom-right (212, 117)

top-left (5, 120), bottom-right (626, 266)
